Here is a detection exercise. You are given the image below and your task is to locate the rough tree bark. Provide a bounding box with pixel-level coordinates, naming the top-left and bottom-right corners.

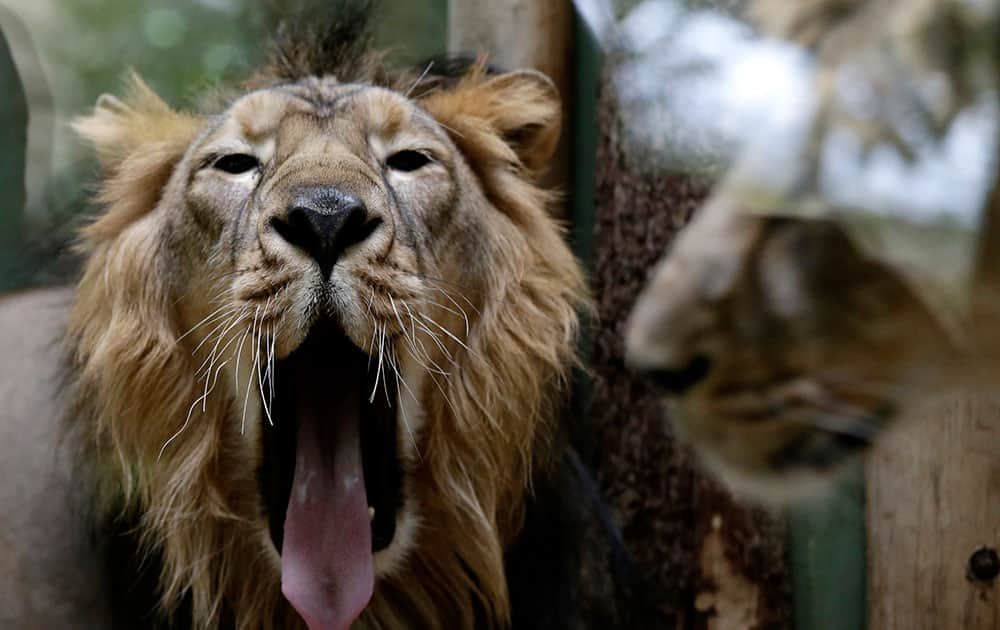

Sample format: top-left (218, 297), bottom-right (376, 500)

top-left (588, 69), bottom-right (792, 629)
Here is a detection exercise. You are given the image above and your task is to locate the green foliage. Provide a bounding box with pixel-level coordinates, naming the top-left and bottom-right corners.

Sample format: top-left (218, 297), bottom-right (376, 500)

top-left (45, 0), bottom-right (444, 113)
top-left (0, 0), bottom-right (446, 289)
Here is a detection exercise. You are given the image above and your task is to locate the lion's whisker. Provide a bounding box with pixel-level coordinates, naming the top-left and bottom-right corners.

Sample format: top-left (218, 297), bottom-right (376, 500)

top-left (387, 347), bottom-right (422, 462)
top-left (404, 321), bottom-right (452, 377)
top-left (379, 326), bottom-right (393, 407)
top-left (414, 315), bottom-right (467, 362)
top-left (404, 60), bottom-right (434, 98)
top-left (202, 359), bottom-right (231, 410)
top-left (198, 307), bottom-right (249, 395)
top-left (399, 301), bottom-right (421, 349)
top-left (412, 318), bottom-right (456, 367)
top-left (201, 314), bottom-right (249, 411)
top-left (266, 323), bottom-right (277, 415)
top-left (413, 109), bottom-right (465, 139)
top-left (233, 319), bottom-right (254, 402)
top-left (402, 324), bottom-right (450, 376)
top-left (418, 313), bottom-right (479, 359)
top-left (420, 279), bottom-right (480, 315)
top-left (367, 325), bottom-right (379, 371)
top-left (191, 308), bottom-right (244, 357)
top-left (388, 296), bottom-right (409, 341)
top-left (176, 303), bottom-right (235, 344)
top-left (159, 352), bottom-right (231, 461)
top-left (256, 300), bottom-right (273, 426)
top-left (421, 297), bottom-right (470, 336)
top-left (241, 307), bottom-right (261, 435)
top-left (422, 291), bottom-right (472, 336)
top-left (399, 305), bottom-right (448, 376)
top-left (371, 323), bottom-right (386, 404)
top-left (205, 308), bottom-right (250, 365)
top-left (389, 297), bottom-right (427, 372)
top-left (158, 398), bottom-right (202, 462)
top-left (426, 370), bottom-right (463, 423)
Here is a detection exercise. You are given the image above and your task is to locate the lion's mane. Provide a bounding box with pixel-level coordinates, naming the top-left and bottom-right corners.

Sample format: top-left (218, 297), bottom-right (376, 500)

top-left (68, 6), bottom-right (587, 629)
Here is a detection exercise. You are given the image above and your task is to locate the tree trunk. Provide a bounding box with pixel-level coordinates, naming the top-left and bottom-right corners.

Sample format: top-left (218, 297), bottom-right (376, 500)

top-left (588, 67), bottom-right (792, 629)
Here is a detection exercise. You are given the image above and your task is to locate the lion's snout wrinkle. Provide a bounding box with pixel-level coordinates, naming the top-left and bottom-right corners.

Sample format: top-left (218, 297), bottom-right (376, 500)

top-left (272, 185), bottom-right (377, 277)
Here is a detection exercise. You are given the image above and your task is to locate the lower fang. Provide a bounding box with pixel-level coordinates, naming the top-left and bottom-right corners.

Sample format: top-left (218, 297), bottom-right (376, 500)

top-left (368, 507), bottom-right (375, 521)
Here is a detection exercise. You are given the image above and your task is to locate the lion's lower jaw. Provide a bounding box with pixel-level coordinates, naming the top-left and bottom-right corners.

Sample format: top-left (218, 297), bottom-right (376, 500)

top-left (684, 427), bottom-right (866, 506)
top-left (115, 479), bottom-right (511, 630)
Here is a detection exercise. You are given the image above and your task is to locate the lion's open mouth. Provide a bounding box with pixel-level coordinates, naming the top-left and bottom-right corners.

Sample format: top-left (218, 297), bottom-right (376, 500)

top-left (258, 321), bottom-right (401, 629)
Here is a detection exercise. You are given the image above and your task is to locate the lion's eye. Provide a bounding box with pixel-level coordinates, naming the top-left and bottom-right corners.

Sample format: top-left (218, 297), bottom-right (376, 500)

top-left (213, 153), bottom-right (260, 174)
top-left (386, 150), bottom-right (432, 172)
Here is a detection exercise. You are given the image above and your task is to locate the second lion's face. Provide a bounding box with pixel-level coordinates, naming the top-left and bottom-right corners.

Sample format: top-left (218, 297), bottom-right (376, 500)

top-left (626, 206), bottom-right (955, 501)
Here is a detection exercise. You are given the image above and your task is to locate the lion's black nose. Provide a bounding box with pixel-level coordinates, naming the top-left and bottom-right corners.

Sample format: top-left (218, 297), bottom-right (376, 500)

top-left (272, 186), bottom-right (380, 277)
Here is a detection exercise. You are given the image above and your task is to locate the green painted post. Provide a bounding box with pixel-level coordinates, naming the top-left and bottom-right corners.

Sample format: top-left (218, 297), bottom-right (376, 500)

top-left (789, 463), bottom-right (867, 630)
top-left (0, 25), bottom-right (27, 292)
top-left (567, 13), bottom-right (601, 463)
top-left (569, 13), bottom-right (599, 279)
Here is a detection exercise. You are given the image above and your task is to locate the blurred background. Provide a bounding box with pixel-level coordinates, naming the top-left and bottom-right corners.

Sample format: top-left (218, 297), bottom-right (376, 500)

top-left (0, 0), bottom-right (445, 290)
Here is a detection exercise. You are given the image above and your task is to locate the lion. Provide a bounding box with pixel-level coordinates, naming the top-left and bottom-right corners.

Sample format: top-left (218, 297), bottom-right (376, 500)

top-left (624, 0), bottom-right (997, 501)
top-left (0, 8), bottom-right (605, 629)
top-left (625, 206), bottom-right (958, 501)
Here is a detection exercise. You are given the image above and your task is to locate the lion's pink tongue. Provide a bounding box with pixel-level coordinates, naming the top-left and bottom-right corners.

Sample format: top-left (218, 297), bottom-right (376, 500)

top-left (281, 364), bottom-right (373, 630)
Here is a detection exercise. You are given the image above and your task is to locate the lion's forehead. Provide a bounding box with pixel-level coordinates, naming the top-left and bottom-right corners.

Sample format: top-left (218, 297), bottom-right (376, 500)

top-left (208, 83), bottom-right (424, 154)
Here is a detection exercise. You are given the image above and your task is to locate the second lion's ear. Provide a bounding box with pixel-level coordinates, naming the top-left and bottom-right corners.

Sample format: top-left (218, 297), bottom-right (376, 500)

top-left (420, 67), bottom-right (562, 177)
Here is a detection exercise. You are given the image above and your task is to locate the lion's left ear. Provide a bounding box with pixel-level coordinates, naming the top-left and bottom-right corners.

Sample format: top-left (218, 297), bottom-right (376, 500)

top-left (72, 73), bottom-right (201, 244)
top-left (421, 68), bottom-right (561, 177)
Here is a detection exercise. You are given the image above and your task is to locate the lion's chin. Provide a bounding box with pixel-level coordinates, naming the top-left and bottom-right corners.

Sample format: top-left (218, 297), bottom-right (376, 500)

top-left (259, 321), bottom-right (401, 629)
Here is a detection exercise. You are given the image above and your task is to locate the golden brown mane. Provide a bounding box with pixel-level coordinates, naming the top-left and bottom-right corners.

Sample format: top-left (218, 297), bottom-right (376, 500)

top-left (68, 29), bottom-right (587, 630)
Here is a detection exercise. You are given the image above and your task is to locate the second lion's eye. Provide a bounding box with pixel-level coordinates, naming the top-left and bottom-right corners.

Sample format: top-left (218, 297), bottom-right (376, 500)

top-left (213, 153), bottom-right (260, 174)
top-left (386, 150), bottom-right (432, 172)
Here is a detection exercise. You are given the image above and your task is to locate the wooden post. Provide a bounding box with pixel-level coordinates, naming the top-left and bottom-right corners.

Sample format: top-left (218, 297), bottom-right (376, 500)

top-left (447, 0), bottom-right (574, 191)
top-left (447, 0), bottom-right (571, 97)
top-left (867, 396), bottom-right (1000, 629)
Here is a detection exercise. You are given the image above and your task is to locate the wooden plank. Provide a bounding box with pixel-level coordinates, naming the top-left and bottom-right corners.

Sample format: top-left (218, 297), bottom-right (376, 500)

top-left (867, 396), bottom-right (1000, 630)
top-left (447, 0), bottom-right (573, 190)
top-left (447, 0), bottom-right (571, 94)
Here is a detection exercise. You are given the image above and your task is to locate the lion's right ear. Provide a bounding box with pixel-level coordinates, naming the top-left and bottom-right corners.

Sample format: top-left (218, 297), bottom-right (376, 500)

top-left (72, 73), bottom-right (201, 243)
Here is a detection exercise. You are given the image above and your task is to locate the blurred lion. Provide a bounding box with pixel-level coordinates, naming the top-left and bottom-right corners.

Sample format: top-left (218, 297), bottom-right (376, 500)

top-left (627, 0), bottom-right (997, 500)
